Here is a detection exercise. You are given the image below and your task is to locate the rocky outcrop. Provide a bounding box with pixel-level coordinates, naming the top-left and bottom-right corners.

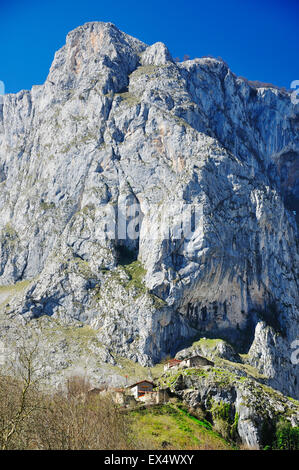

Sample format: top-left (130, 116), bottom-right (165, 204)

top-left (175, 337), bottom-right (242, 363)
top-left (0, 22), bottom-right (298, 398)
top-left (158, 365), bottom-right (299, 448)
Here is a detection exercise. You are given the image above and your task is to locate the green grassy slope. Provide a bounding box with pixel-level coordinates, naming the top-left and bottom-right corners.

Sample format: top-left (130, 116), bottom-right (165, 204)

top-left (130, 403), bottom-right (234, 450)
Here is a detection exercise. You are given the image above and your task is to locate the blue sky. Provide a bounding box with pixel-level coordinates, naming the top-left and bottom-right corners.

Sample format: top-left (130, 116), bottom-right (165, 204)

top-left (0, 0), bottom-right (298, 94)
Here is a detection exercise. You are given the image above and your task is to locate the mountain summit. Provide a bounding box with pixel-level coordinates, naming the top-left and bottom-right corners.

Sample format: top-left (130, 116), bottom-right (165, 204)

top-left (0, 22), bottom-right (298, 404)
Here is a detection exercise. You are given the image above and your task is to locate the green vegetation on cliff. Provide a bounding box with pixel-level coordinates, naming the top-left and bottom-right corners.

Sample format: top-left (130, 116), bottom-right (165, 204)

top-left (130, 403), bottom-right (233, 450)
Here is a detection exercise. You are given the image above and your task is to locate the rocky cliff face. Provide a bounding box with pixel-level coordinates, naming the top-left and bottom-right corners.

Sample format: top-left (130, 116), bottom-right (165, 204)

top-left (0, 22), bottom-right (298, 398)
top-left (159, 362), bottom-right (299, 449)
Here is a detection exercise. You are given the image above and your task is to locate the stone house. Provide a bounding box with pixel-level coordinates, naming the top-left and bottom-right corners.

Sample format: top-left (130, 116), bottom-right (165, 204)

top-left (179, 355), bottom-right (214, 368)
top-left (113, 390), bottom-right (137, 407)
top-left (139, 389), bottom-right (170, 405)
top-left (92, 387), bottom-right (137, 407)
top-left (163, 358), bottom-right (182, 372)
top-left (127, 380), bottom-right (155, 399)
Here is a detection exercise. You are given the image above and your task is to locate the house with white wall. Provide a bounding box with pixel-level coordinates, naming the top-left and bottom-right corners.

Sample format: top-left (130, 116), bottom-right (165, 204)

top-left (179, 355), bottom-right (214, 368)
top-left (127, 380), bottom-right (155, 399)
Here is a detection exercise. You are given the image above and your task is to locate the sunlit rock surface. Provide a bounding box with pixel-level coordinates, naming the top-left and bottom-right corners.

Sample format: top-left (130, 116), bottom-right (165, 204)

top-left (0, 22), bottom-right (298, 398)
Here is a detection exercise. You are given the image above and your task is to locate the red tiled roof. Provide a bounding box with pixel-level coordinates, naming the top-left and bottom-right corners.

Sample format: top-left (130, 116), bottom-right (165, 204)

top-left (127, 380), bottom-right (155, 388)
top-left (167, 359), bottom-right (181, 366)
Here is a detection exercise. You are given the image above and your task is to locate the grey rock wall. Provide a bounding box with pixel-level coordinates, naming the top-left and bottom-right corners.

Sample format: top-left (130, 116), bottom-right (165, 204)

top-left (0, 22), bottom-right (298, 397)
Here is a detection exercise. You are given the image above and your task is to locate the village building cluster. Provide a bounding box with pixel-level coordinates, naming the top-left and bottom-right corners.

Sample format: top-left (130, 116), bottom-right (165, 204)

top-left (87, 355), bottom-right (214, 407)
top-left (163, 355), bottom-right (214, 372)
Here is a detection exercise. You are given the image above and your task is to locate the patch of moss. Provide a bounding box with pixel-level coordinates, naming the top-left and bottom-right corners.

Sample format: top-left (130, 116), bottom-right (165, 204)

top-left (157, 370), bottom-right (186, 389)
top-left (41, 318), bottom-right (100, 350)
top-left (210, 399), bottom-right (233, 423)
top-left (57, 251), bottom-right (95, 282)
top-left (70, 115), bottom-right (86, 122)
top-left (1, 223), bottom-right (18, 240)
top-left (0, 279), bottom-right (32, 310)
top-left (122, 260), bottom-right (147, 292)
top-left (80, 204), bottom-right (96, 221)
top-left (40, 201), bottom-right (56, 211)
top-left (130, 65), bottom-right (164, 79)
top-left (188, 337), bottom-right (224, 353)
top-left (219, 357), bottom-right (267, 381)
top-left (61, 133), bottom-right (98, 153)
top-left (0, 279), bottom-right (31, 295)
top-left (114, 91), bottom-right (140, 107)
top-left (113, 356), bottom-right (163, 382)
